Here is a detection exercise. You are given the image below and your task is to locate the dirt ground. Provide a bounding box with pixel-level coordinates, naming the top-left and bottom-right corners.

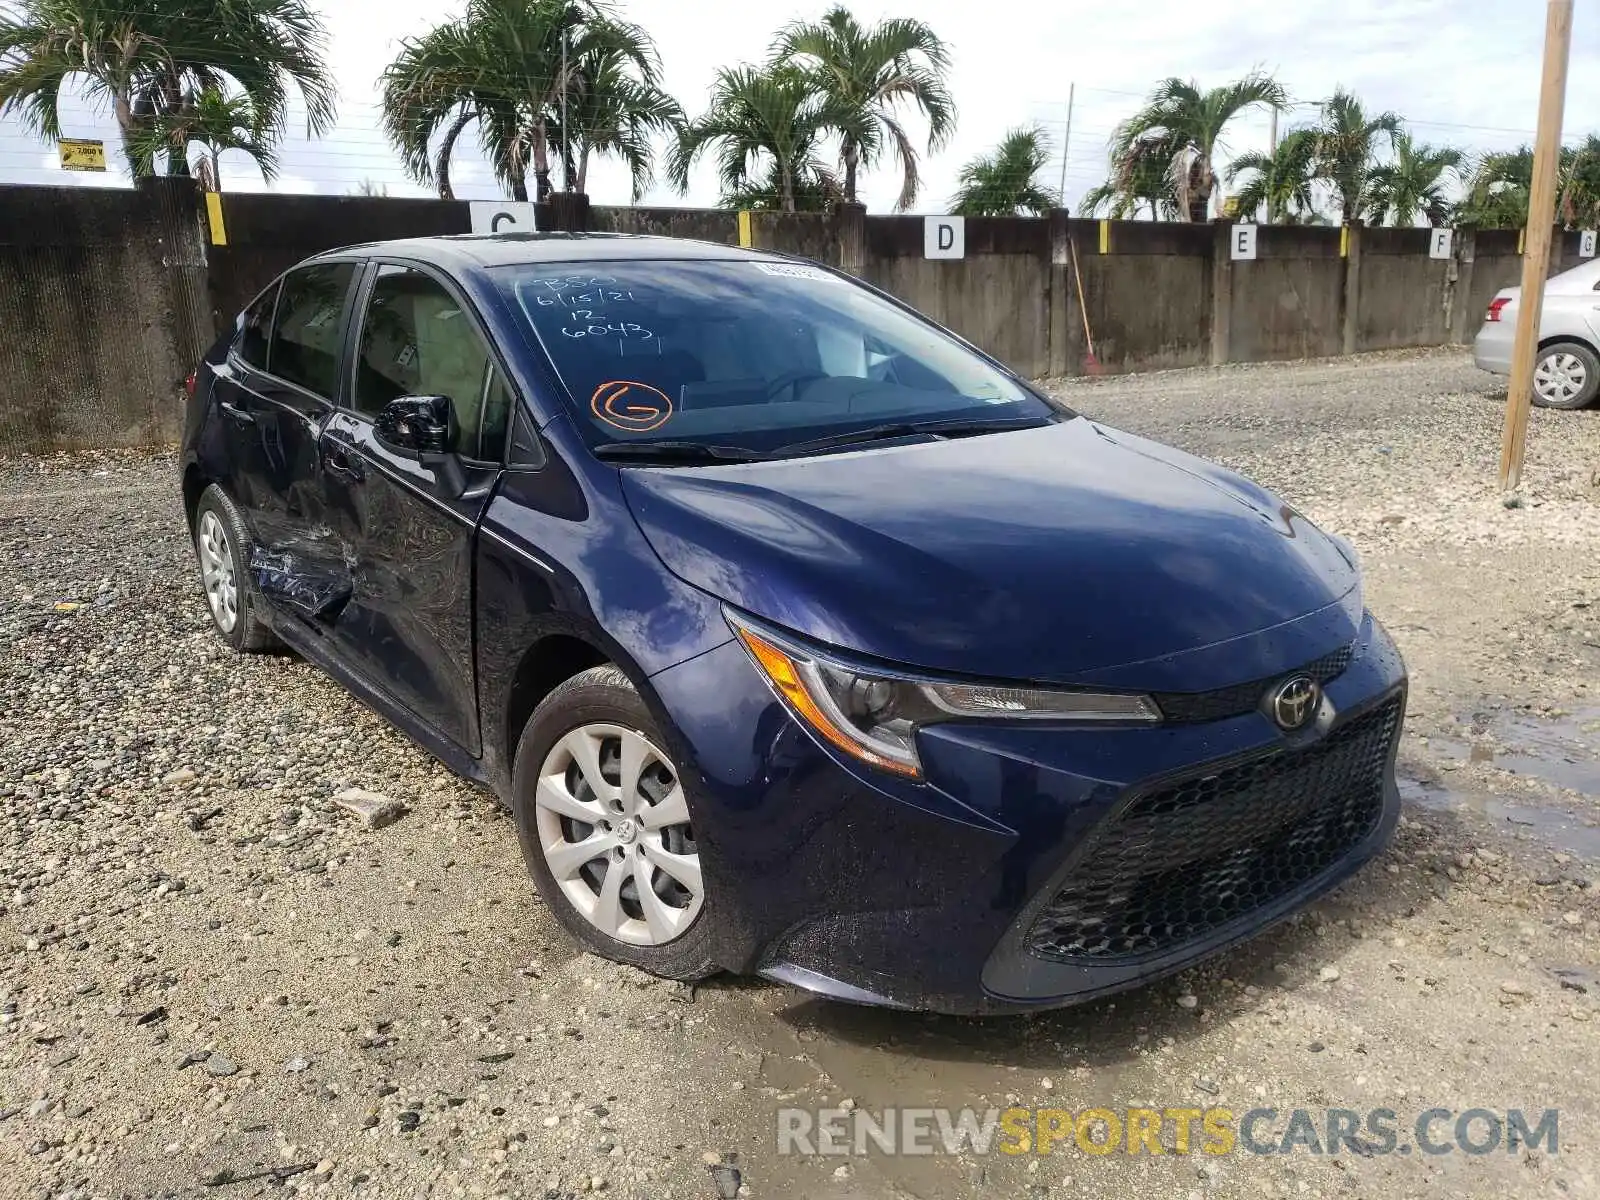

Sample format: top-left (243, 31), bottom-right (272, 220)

top-left (1, 348), bottom-right (1597, 1200)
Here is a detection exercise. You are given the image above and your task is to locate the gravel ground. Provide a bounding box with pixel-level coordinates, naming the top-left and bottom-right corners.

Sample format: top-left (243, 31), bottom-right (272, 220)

top-left (1, 348), bottom-right (1597, 1200)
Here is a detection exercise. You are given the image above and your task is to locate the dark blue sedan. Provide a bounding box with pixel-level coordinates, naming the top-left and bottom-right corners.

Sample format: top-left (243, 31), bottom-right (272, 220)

top-left (180, 234), bottom-right (1406, 1014)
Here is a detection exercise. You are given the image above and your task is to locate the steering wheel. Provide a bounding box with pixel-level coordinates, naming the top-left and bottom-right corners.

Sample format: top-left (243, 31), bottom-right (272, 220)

top-left (764, 370), bottom-right (829, 402)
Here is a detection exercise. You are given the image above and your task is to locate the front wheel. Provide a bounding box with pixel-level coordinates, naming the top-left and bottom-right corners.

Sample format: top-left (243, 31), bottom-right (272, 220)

top-left (192, 484), bottom-right (278, 652)
top-left (1532, 341), bottom-right (1600, 409)
top-left (512, 665), bottom-right (720, 980)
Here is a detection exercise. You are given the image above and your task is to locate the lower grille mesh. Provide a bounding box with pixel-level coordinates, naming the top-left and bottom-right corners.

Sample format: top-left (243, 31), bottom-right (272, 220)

top-left (1026, 698), bottom-right (1400, 962)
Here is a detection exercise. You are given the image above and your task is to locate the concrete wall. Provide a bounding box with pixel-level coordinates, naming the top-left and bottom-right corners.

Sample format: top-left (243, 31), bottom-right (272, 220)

top-left (1226, 226), bottom-right (1345, 363)
top-left (1357, 227), bottom-right (1453, 351)
top-left (864, 217), bottom-right (1052, 376)
top-left (1070, 221), bottom-right (1213, 375)
top-left (207, 194), bottom-right (469, 328)
top-left (0, 181), bottom-right (209, 454)
top-left (0, 179), bottom-right (1588, 455)
top-left (589, 205), bottom-right (737, 243)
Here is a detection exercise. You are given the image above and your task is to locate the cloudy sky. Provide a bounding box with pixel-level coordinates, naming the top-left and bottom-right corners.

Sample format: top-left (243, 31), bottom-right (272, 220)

top-left (1, 0), bottom-right (1596, 214)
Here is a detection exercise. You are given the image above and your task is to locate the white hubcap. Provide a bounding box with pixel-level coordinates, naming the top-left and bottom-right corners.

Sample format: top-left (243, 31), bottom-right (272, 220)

top-left (197, 510), bottom-right (238, 633)
top-left (534, 723), bottom-right (702, 946)
top-left (1535, 352), bottom-right (1587, 403)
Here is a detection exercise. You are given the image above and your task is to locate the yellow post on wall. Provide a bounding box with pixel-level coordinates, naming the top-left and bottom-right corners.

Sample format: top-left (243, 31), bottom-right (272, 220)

top-left (737, 210), bottom-right (752, 249)
top-left (205, 192), bottom-right (228, 246)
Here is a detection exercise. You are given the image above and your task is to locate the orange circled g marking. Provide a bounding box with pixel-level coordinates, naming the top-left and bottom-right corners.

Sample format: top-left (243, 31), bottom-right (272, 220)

top-left (591, 380), bottom-right (673, 433)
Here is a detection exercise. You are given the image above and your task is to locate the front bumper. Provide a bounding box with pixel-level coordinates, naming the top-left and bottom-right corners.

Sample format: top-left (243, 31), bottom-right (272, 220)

top-left (647, 610), bottom-right (1407, 1015)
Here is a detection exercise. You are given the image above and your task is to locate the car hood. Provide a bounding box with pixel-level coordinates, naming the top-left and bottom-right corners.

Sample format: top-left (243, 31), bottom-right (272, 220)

top-left (619, 419), bottom-right (1361, 687)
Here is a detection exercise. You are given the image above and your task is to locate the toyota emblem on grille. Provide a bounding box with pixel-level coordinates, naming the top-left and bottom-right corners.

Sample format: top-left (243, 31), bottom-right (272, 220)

top-left (1270, 675), bottom-right (1320, 730)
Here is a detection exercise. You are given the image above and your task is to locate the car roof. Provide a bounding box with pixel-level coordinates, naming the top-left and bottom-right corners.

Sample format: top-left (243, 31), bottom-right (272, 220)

top-left (311, 232), bottom-right (784, 271)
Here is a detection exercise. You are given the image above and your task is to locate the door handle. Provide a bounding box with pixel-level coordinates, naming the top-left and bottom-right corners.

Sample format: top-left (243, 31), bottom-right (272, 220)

top-left (324, 444), bottom-right (365, 482)
top-left (218, 398), bottom-right (255, 425)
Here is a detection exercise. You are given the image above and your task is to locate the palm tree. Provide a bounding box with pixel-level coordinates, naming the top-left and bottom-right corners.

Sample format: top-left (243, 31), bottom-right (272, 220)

top-left (1107, 73), bottom-right (1286, 222)
top-left (1312, 89), bottom-right (1401, 223)
top-left (721, 163), bottom-right (841, 213)
top-left (126, 87), bottom-right (278, 190)
top-left (552, 41), bottom-right (682, 199)
top-left (1456, 149), bottom-right (1532, 229)
top-left (1455, 142), bottom-right (1600, 230)
top-left (380, 0), bottom-right (666, 201)
top-left (1080, 137), bottom-right (1180, 220)
top-left (1558, 135), bottom-right (1600, 230)
top-left (949, 126), bottom-right (1057, 216)
top-left (668, 64), bottom-right (841, 212)
top-left (0, 0), bottom-right (334, 177)
top-left (1228, 127), bottom-right (1319, 223)
top-left (769, 5), bottom-right (954, 210)
top-left (1363, 132), bottom-right (1462, 226)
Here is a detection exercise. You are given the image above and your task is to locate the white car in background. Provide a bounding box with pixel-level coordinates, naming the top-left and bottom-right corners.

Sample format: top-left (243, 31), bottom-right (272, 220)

top-left (1473, 258), bottom-right (1600, 409)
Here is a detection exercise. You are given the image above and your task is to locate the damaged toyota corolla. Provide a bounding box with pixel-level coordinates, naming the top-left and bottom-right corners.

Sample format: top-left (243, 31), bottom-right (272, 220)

top-left (180, 234), bottom-right (1405, 1014)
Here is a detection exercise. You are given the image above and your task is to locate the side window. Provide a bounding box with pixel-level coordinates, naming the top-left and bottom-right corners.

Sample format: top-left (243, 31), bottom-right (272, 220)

top-left (269, 263), bottom-right (357, 400)
top-left (235, 281), bottom-right (280, 370)
top-left (354, 266), bottom-right (508, 460)
top-left (482, 367), bottom-right (514, 461)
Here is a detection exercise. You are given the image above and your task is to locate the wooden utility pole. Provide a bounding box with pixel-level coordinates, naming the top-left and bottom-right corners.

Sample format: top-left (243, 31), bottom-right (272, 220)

top-left (1500, 0), bottom-right (1574, 491)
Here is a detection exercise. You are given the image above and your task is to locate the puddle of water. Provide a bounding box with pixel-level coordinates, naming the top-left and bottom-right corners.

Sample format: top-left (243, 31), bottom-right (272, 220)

top-left (1398, 775), bottom-right (1600, 860)
top-left (1423, 707), bottom-right (1600, 797)
top-left (1496, 707), bottom-right (1600, 795)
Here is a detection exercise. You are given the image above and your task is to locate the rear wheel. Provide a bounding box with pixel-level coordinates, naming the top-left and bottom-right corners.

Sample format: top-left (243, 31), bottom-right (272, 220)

top-left (1532, 341), bottom-right (1600, 409)
top-left (512, 665), bottom-right (719, 980)
top-left (192, 485), bottom-right (278, 652)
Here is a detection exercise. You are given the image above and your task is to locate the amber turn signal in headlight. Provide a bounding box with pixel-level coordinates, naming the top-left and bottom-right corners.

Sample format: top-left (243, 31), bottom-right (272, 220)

top-left (728, 613), bottom-right (1160, 780)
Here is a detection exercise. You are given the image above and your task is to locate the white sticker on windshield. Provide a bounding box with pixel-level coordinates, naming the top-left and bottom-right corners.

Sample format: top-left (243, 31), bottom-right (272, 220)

top-left (753, 262), bottom-right (834, 281)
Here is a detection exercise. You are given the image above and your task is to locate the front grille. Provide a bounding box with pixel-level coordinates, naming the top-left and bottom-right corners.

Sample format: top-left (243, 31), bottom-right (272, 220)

top-left (1026, 696), bottom-right (1400, 962)
top-left (1154, 643), bottom-right (1354, 724)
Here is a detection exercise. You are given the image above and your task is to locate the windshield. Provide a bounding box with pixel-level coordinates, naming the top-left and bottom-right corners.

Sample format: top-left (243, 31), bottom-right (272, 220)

top-left (497, 259), bottom-right (1061, 456)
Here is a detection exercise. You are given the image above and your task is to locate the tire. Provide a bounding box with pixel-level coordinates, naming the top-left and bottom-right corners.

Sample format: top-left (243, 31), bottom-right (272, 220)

top-left (1532, 341), bottom-right (1600, 410)
top-left (192, 484), bottom-right (279, 653)
top-left (512, 665), bottom-right (720, 981)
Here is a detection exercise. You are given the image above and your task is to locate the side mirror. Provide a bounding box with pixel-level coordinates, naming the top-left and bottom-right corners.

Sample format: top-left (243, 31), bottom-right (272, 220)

top-left (374, 394), bottom-right (454, 458)
top-left (374, 394), bottom-right (466, 497)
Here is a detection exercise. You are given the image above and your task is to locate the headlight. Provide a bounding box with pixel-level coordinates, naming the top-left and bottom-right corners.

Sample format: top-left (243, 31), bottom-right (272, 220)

top-left (728, 614), bottom-right (1159, 779)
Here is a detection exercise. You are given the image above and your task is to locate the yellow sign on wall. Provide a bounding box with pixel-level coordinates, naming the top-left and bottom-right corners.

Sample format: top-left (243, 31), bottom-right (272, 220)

top-left (58, 139), bottom-right (107, 172)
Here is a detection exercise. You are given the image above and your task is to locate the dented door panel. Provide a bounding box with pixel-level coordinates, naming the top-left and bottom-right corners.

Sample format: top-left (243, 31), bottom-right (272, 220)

top-left (319, 410), bottom-right (495, 756)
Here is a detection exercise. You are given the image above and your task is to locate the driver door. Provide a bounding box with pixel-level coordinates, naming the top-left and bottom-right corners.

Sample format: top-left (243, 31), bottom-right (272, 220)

top-left (318, 263), bottom-right (511, 755)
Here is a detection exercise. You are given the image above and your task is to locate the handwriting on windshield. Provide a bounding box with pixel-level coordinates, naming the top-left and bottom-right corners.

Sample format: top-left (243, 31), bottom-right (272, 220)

top-left (591, 380), bottom-right (672, 433)
top-left (524, 276), bottom-right (635, 308)
top-left (561, 309), bottom-right (654, 340)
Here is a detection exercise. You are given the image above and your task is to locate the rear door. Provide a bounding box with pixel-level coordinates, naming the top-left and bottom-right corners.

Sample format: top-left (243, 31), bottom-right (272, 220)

top-left (211, 261), bottom-right (362, 612)
top-left (209, 279), bottom-right (281, 523)
top-left (318, 262), bottom-right (511, 755)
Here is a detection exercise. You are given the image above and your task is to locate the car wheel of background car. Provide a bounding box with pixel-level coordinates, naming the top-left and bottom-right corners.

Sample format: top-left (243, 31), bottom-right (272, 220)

top-left (1532, 341), bottom-right (1600, 409)
top-left (192, 484), bottom-right (279, 653)
top-left (512, 665), bottom-right (719, 981)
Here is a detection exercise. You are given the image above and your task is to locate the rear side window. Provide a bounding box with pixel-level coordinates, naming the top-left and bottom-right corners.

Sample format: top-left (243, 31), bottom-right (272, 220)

top-left (236, 282), bottom-right (279, 370)
top-left (269, 263), bottom-right (357, 400)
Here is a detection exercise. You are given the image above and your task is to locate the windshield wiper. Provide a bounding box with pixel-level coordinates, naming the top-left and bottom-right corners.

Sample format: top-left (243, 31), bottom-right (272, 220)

top-left (772, 415), bottom-right (1047, 458)
top-left (593, 440), bottom-right (766, 465)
